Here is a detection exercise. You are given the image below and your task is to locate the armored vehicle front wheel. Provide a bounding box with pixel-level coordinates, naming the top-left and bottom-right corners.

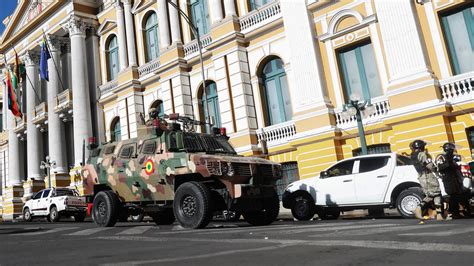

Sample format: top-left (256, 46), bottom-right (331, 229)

top-left (243, 190), bottom-right (280, 226)
top-left (173, 182), bottom-right (212, 229)
top-left (93, 190), bottom-right (120, 227)
top-left (151, 208), bottom-right (175, 225)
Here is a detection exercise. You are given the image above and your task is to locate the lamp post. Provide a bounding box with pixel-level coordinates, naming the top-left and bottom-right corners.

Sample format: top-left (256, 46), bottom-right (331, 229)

top-left (166, 0), bottom-right (211, 132)
top-left (341, 93), bottom-right (375, 155)
top-left (40, 155), bottom-right (56, 189)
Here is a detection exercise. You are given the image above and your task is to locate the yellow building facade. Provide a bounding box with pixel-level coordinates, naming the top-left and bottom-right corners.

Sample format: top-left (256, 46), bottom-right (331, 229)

top-left (0, 0), bottom-right (473, 221)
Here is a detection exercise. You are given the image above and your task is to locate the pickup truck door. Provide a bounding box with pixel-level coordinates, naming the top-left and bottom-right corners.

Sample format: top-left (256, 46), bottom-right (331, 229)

top-left (314, 159), bottom-right (357, 206)
top-left (38, 189), bottom-right (52, 215)
top-left (30, 191), bottom-right (43, 214)
top-left (353, 156), bottom-right (392, 204)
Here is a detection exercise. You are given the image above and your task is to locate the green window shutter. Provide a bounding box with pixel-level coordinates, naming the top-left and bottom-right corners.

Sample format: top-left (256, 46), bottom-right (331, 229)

top-left (201, 82), bottom-right (221, 132)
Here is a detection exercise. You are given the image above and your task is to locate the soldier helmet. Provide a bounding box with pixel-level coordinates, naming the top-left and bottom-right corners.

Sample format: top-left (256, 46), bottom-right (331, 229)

top-left (412, 140), bottom-right (426, 151)
top-left (442, 142), bottom-right (456, 153)
top-left (149, 107), bottom-right (158, 119)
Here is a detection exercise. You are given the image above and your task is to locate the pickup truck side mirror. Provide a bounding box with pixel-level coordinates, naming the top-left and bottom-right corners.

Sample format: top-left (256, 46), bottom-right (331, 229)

top-left (320, 170), bottom-right (329, 178)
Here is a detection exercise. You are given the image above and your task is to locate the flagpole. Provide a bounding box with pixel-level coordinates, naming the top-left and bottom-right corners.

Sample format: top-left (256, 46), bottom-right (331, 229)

top-left (41, 30), bottom-right (67, 92)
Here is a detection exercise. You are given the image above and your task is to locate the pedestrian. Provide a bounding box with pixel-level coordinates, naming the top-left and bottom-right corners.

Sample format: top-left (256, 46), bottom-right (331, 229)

top-left (435, 143), bottom-right (470, 218)
top-left (410, 140), bottom-right (443, 220)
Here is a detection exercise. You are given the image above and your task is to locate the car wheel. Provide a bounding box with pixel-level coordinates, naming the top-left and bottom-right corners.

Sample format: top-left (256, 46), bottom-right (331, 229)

top-left (317, 208), bottom-right (340, 220)
top-left (74, 212), bottom-right (86, 222)
top-left (49, 206), bottom-right (60, 222)
top-left (92, 190), bottom-right (120, 227)
top-left (173, 182), bottom-right (212, 229)
top-left (131, 212), bottom-right (145, 223)
top-left (291, 194), bottom-right (315, 221)
top-left (243, 190), bottom-right (280, 226)
top-left (396, 187), bottom-right (423, 218)
top-left (151, 209), bottom-right (175, 225)
top-left (23, 208), bottom-right (32, 222)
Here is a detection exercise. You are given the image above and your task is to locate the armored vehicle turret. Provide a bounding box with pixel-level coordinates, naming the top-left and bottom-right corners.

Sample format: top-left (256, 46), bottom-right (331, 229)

top-left (81, 113), bottom-right (282, 229)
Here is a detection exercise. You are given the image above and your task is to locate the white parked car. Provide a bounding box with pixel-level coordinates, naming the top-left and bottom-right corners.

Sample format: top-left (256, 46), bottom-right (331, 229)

top-left (23, 188), bottom-right (87, 222)
top-left (282, 153), bottom-right (422, 220)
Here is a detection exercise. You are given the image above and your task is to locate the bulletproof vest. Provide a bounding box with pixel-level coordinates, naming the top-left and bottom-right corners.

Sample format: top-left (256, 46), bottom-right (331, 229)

top-left (411, 151), bottom-right (425, 175)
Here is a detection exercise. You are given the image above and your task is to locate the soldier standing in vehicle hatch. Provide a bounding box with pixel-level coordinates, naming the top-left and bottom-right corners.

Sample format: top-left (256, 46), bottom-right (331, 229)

top-left (410, 140), bottom-right (444, 220)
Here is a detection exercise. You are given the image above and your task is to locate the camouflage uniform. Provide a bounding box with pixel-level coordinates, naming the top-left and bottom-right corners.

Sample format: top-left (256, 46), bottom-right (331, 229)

top-left (416, 151), bottom-right (441, 199)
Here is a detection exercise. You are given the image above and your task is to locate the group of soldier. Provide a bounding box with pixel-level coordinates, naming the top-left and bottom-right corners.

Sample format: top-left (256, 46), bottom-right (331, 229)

top-left (410, 140), bottom-right (472, 220)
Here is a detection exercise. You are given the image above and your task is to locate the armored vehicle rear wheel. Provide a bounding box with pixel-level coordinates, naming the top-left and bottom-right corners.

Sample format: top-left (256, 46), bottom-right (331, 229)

top-left (173, 182), bottom-right (212, 229)
top-left (243, 190), bottom-right (280, 226)
top-left (93, 190), bottom-right (120, 227)
top-left (151, 209), bottom-right (175, 225)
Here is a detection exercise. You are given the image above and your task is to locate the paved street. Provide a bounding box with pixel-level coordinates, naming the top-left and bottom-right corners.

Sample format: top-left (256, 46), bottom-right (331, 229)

top-left (1, 214), bottom-right (474, 266)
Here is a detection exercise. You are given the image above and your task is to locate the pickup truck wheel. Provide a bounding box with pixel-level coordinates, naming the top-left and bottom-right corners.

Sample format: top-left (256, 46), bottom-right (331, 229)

top-left (49, 206), bottom-right (60, 222)
top-left (317, 208), bottom-right (340, 220)
top-left (92, 190), bottom-right (120, 227)
top-left (396, 187), bottom-right (423, 218)
top-left (74, 212), bottom-right (86, 222)
top-left (291, 194), bottom-right (315, 221)
top-left (131, 212), bottom-right (145, 223)
top-left (173, 182), bottom-right (212, 229)
top-left (151, 209), bottom-right (175, 225)
top-left (243, 190), bottom-right (280, 226)
top-left (23, 208), bottom-right (32, 222)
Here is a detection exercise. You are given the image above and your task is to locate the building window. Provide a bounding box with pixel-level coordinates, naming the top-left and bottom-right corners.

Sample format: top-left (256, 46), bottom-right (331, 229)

top-left (200, 81), bottom-right (221, 132)
top-left (338, 41), bottom-right (382, 103)
top-left (275, 162), bottom-right (300, 200)
top-left (467, 127), bottom-right (474, 157)
top-left (150, 99), bottom-right (165, 118)
top-left (441, 6), bottom-right (474, 75)
top-left (352, 144), bottom-right (391, 157)
top-left (249, 0), bottom-right (272, 11)
top-left (111, 117), bottom-right (121, 142)
top-left (144, 12), bottom-right (160, 63)
top-left (260, 57), bottom-right (292, 126)
top-left (190, 0), bottom-right (210, 37)
top-left (106, 35), bottom-right (119, 81)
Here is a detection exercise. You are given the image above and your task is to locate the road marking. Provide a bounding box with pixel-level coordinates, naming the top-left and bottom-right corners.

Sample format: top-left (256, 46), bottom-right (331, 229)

top-left (116, 226), bottom-right (154, 235)
top-left (282, 223), bottom-right (398, 236)
top-left (400, 227), bottom-right (474, 237)
top-left (14, 227), bottom-right (79, 236)
top-left (316, 223), bottom-right (450, 237)
top-left (66, 227), bottom-right (113, 236)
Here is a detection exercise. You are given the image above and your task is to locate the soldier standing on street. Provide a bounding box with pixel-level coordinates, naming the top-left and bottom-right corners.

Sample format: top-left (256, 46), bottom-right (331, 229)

top-left (436, 143), bottom-right (470, 218)
top-left (411, 140), bottom-right (443, 220)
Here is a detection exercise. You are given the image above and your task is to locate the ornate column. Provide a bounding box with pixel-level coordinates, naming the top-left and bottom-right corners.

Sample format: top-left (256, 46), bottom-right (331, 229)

top-left (63, 16), bottom-right (93, 167)
top-left (158, 0), bottom-right (171, 48)
top-left (23, 51), bottom-right (43, 180)
top-left (46, 36), bottom-right (68, 175)
top-left (4, 75), bottom-right (21, 186)
top-left (115, 0), bottom-right (129, 70)
top-left (168, 0), bottom-right (181, 44)
top-left (123, 0), bottom-right (137, 66)
top-left (209, 0), bottom-right (224, 25)
top-left (224, 0), bottom-right (237, 18)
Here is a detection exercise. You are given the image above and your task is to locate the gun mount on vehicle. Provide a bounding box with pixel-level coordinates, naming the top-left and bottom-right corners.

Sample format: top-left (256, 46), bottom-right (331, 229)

top-left (81, 113), bottom-right (282, 229)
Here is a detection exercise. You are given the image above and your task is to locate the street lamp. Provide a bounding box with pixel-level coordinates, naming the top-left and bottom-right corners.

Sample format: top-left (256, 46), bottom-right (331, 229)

top-left (341, 93), bottom-right (375, 155)
top-left (166, 0), bottom-right (211, 132)
top-left (40, 155), bottom-right (56, 189)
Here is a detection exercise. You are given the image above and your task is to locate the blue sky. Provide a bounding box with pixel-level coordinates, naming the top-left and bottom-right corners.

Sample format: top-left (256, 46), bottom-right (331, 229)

top-left (0, 1), bottom-right (18, 35)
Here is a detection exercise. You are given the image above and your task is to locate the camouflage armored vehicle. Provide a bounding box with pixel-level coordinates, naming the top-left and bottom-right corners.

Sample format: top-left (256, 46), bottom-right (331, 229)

top-left (81, 113), bottom-right (282, 229)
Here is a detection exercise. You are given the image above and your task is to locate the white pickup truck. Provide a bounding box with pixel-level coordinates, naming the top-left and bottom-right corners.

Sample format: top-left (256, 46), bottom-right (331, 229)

top-left (23, 188), bottom-right (87, 222)
top-left (282, 153), bottom-right (423, 220)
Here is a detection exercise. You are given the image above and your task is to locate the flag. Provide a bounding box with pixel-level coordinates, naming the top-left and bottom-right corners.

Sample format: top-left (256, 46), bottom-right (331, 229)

top-left (13, 51), bottom-right (25, 83)
top-left (39, 37), bottom-right (50, 81)
top-left (5, 68), bottom-right (22, 118)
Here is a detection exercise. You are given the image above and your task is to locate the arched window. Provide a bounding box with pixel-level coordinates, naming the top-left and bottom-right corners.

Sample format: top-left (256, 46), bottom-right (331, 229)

top-left (144, 12), bottom-right (159, 62)
top-left (111, 117), bottom-right (121, 142)
top-left (106, 35), bottom-right (119, 81)
top-left (260, 58), bottom-right (292, 126)
top-left (249, 0), bottom-right (272, 11)
top-left (190, 0), bottom-right (210, 37)
top-left (150, 99), bottom-right (165, 118)
top-left (200, 81), bottom-right (221, 132)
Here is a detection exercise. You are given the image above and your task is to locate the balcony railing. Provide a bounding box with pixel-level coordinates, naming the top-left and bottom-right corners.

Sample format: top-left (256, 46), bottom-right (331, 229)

top-left (99, 79), bottom-right (118, 96)
top-left (239, 1), bottom-right (281, 34)
top-left (183, 34), bottom-right (212, 58)
top-left (439, 71), bottom-right (474, 102)
top-left (335, 98), bottom-right (391, 127)
top-left (13, 115), bottom-right (27, 140)
top-left (32, 102), bottom-right (48, 125)
top-left (55, 89), bottom-right (72, 113)
top-left (138, 58), bottom-right (160, 78)
top-left (256, 120), bottom-right (296, 147)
